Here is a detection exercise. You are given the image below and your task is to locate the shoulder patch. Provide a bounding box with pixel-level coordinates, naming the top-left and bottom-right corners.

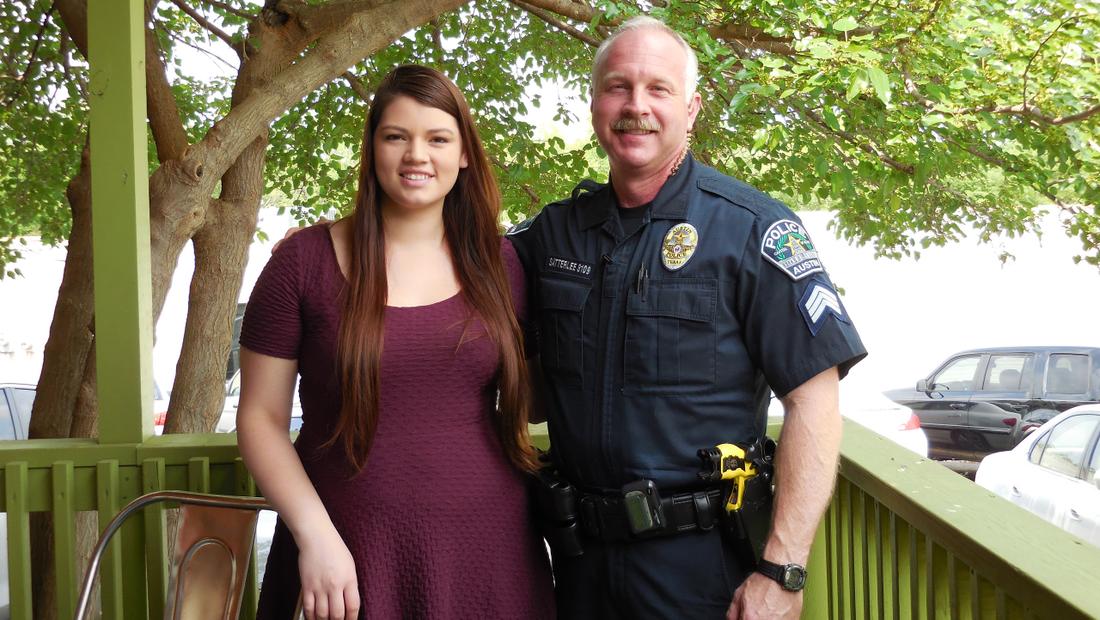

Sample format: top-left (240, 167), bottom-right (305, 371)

top-left (760, 219), bottom-right (824, 281)
top-left (799, 277), bottom-right (849, 336)
top-left (506, 214), bottom-right (539, 236)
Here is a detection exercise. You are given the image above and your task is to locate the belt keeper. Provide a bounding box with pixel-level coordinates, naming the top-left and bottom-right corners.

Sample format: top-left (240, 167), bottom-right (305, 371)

top-left (694, 491), bottom-right (715, 531)
top-left (580, 496), bottom-right (600, 538)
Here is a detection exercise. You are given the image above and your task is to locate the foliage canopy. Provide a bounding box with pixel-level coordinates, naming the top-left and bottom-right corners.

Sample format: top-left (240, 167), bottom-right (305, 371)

top-left (3, 0), bottom-right (1099, 269)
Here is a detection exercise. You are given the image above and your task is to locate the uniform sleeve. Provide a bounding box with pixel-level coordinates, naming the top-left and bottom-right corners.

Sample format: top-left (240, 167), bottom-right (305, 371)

top-left (239, 235), bottom-right (305, 360)
top-left (506, 217), bottom-right (542, 359)
top-left (736, 213), bottom-right (867, 397)
top-left (500, 236), bottom-right (528, 326)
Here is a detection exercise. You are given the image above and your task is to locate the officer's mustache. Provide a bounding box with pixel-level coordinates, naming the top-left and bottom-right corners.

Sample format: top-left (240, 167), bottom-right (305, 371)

top-left (612, 117), bottom-right (661, 133)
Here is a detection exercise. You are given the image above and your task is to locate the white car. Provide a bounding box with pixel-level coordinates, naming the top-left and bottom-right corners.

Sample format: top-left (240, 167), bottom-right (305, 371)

top-left (975, 404), bottom-right (1100, 548)
top-left (769, 384), bottom-right (929, 458)
top-left (216, 370), bottom-right (302, 433)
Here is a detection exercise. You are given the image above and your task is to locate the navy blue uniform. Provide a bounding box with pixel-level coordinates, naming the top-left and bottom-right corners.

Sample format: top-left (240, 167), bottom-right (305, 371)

top-left (509, 154), bottom-right (866, 618)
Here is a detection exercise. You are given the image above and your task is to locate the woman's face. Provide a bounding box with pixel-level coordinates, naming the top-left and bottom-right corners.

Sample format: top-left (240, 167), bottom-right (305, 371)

top-left (373, 95), bottom-right (467, 214)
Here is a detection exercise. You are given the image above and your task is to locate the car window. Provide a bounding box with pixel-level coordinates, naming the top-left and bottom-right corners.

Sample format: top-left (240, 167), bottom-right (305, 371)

top-left (933, 355), bottom-right (982, 391)
top-left (228, 371), bottom-right (241, 397)
top-left (12, 388), bottom-right (34, 431)
top-left (1088, 433), bottom-right (1100, 483)
top-left (1035, 414), bottom-right (1099, 478)
top-left (0, 391), bottom-right (18, 440)
top-left (1047, 354), bottom-right (1089, 394)
top-left (981, 354), bottom-right (1032, 391)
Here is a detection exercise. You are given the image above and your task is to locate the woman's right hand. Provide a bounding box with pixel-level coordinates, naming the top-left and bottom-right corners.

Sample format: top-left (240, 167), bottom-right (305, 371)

top-left (297, 527), bottom-right (361, 620)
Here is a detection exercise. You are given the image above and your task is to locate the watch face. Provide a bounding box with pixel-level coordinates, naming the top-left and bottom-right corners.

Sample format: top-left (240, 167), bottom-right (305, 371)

top-left (781, 565), bottom-right (807, 591)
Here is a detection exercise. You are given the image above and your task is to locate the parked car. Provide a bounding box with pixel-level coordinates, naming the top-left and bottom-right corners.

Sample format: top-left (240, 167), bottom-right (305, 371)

top-left (0, 383), bottom-right (34, 440)
top-left (886, 347), bottom-right (1100, 459)
top-left (769, 383), bottom-right (929, 458)
top-left (975, 404), bottom-right (1100, 549)
top-left (217, 369), bottom-right (302, 433)
top-left (0, 382), bottom-right (166, 618)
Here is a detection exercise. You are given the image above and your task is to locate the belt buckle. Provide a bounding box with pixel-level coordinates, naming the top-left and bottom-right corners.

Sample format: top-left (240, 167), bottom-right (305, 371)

top-left (621, 479), bottom-right (664, 536)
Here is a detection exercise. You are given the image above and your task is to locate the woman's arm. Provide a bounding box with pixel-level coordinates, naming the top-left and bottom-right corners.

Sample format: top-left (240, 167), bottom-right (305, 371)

top-left (236, 347), bottom-right (360, 620)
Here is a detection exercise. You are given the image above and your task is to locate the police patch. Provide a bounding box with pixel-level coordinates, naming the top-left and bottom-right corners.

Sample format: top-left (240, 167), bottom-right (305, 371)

top-left (661, 223), bottom-right (698, 271)
top-left (799, 277), bottom-right (849, 336)
top-left (760, 219), bottom-right (824, 281)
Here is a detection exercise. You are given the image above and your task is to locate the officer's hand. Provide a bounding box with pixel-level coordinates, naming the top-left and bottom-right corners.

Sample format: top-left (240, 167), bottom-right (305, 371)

top-left (272, 219), bottom-right (331, 252)
top-left (726, 573), bottom-right (802, 620)
top-left (297, 526), bottom-right (360, 620)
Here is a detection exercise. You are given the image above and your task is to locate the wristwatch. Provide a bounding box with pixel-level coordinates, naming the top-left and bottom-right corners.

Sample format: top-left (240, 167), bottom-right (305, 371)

top-left (755, 559), bottom-right (807, 591)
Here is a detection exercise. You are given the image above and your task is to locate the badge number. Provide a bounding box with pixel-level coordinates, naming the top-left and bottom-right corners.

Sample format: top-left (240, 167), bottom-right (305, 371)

top-left (662, 223), bottom-right (698, 271)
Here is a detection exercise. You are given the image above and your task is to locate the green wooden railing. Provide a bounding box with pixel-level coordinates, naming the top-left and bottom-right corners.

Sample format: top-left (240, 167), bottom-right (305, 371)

top-left (0, 433), bottom-right (258, 620)
top-left (1, 420), bottom-right (1098, 619)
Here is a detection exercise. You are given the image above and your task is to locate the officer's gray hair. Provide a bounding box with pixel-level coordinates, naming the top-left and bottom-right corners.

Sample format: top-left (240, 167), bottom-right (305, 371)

top-left (591, 16), bottom-right (699, 104)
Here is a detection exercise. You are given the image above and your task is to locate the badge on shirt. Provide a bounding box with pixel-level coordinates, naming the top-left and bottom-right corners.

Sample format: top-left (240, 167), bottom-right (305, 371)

top-left (799, 277), bottom-right (849, 336)
top-left (661, 223), bottom-right (698, 271)
top-left (760, 219), bottom-right (824, 281)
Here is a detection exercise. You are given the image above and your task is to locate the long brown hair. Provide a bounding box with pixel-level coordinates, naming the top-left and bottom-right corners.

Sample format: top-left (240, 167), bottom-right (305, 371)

top-left (329, 65), bottom-right (537, 474)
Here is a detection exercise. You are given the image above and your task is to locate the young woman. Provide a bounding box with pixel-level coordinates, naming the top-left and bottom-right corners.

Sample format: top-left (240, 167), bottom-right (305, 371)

top-left (236, 65), bottom-right (554, 620)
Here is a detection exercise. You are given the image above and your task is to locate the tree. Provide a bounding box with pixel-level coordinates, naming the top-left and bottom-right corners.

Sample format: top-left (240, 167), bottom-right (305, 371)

top-left (1, 0), bottom-right (1097, 613)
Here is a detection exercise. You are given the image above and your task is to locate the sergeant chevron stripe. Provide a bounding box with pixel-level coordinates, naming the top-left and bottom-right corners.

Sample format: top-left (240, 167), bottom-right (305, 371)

top-left (798, 277), bottom-right (849, 336)
top-left (805, 286), bottom-right (841, 323)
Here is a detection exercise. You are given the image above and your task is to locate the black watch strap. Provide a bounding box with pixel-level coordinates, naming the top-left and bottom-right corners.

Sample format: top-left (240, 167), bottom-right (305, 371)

top-left (756, 559), bottom-right (807, 591)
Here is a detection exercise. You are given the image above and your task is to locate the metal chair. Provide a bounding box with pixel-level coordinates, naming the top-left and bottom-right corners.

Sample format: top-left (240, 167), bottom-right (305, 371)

top-left (74, 490), bottom-right (272, 620)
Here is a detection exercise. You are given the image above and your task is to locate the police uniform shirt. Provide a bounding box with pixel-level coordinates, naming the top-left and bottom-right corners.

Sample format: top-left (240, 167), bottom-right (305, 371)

top-left (508, 153), bottom-right (867, 492)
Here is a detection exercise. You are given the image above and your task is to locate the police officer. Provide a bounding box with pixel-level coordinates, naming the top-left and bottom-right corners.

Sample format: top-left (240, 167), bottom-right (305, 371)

top-left (508, 17), bottom-right (867, 619)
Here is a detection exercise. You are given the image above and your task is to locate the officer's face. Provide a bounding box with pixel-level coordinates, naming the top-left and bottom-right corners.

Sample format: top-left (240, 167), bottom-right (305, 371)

top-left (591, 29), bottom-right (701, 182)
top-left (373, 95), bottom-right (468, 214)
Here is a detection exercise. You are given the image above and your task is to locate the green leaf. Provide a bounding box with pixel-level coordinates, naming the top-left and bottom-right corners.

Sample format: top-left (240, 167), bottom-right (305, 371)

top-left (833, 17), bottom-right (859, 32)
top-left (845, 74), bottom-right (867, 102)
top-left (921, 113), bottom-right (947, 126)
top-left (823, 107), bottom-right (842, 132)
top-left (865, 67), bottom-right (891, 106)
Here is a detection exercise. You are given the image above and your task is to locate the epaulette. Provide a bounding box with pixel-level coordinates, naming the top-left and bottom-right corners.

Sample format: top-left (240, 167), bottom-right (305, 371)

top-left (506, 214), bottom-right (538, 236)
top-left (697, 173), bottom-right (787, 216)
top-left (571, 179), bottom-right (603, 201)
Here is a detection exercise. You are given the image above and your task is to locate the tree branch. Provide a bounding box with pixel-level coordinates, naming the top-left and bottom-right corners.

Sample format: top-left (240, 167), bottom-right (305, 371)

top-left (344, 70), bottom-right (371, 102)
top-left (200, 0), bottom-right (255, 21)
top-left (901, 64), bottom-right (1099, 127)
top-left (489, 155), bottom-right (541, 206)
top-left (800, 107), bottom-right (915, 175)
top-left (145, 10), bottom-right (192, 164)
top-left (276, 0), bottom-right (404, 39)
top-left (513, 0), bottom-right (598, 25)
top-left (511, 0), bottom-right (600, 46)
top-left (15, 2), bottom-right (56, 86)
top-left (191, 0), bottom-right (469, 181)
top-left (1022, 15), bottom-right (1081, 112)
top-left (171, 0), bottom-right (244, 57)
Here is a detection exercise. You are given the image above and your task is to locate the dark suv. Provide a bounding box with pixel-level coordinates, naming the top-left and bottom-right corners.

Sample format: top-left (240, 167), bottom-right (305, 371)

top-left (885, 347), bottom-right (1100, 459)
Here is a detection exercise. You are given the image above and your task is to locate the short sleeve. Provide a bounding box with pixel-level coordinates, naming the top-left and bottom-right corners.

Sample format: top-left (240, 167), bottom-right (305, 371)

top-left (240, 235), bottom-right (305, 360)
top-left (506, 221), bottom-right (541, 359)
top-left (501, 237), bottom-right (528, 325)
top-left (736, 214), bottom-right (867, 397)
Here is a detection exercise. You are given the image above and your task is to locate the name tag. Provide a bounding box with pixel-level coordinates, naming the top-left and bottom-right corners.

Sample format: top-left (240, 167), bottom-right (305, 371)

top-left (546, 256), bottom-right (592, 277)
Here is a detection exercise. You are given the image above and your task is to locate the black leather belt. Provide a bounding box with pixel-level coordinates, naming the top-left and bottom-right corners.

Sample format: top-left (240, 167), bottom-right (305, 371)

top-left (577, 486), bottom-right (724, 542)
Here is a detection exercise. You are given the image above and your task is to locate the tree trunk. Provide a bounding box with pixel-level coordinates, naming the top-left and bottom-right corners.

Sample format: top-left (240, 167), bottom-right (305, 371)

top-left (27, 0), bottom-right (471, 615)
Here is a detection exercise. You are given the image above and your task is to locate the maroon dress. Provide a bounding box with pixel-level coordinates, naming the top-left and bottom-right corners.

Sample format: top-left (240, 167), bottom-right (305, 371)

top-left (241, 225), bottom-right (554, 619)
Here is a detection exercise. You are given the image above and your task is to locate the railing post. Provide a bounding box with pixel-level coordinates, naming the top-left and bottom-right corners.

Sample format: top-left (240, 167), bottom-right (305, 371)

top-left (88, 0), bottom-right (154, 443)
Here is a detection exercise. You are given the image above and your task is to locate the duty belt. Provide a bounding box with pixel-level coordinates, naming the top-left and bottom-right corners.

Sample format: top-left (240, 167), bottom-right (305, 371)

top-left (577, 486), bottom-right (724, 542)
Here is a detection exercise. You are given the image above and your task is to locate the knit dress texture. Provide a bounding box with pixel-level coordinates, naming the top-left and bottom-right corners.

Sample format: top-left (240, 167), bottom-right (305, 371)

top-left (240, 224), bottom-right (554, 619)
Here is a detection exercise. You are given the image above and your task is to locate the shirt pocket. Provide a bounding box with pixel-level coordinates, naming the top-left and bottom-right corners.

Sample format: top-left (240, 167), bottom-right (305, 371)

top-left (538, 276), bottom-right (592, 386)
top-left (623, 277), bottom-right (717, 395)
